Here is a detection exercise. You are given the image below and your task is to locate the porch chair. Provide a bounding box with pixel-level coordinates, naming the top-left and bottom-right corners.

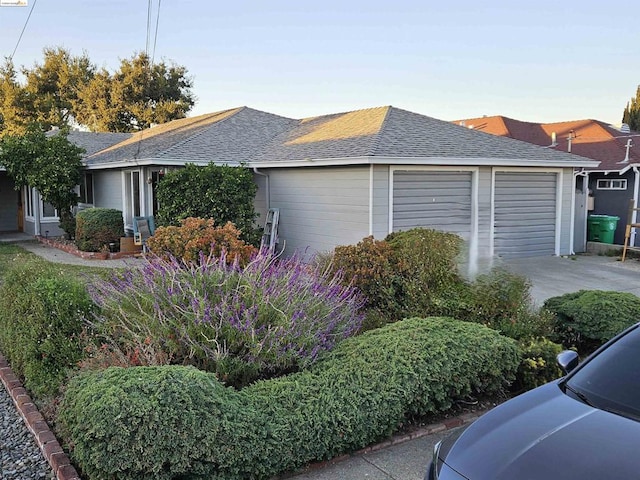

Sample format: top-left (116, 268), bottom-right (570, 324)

top-left (133, 215), bottom-right (156, 252)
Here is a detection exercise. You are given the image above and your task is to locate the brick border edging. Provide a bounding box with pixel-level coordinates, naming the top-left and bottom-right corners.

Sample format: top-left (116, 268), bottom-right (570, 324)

top-left (0, 354), bottom-right (81, 480)
top-left (276, 409), bottom-right (487, 479)
top-left (36, 236), bottom-right (143, 261)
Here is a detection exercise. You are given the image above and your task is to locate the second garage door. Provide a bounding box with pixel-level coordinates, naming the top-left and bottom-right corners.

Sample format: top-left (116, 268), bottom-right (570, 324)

top-left (494, 172), bottom-right (557, 258)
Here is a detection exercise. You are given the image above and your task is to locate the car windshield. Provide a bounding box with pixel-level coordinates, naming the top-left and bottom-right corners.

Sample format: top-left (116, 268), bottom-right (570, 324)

top-left (565, 325), bottom-right (640, 421)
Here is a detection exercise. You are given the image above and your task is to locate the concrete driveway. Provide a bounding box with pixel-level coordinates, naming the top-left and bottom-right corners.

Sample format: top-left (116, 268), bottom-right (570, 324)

top-left (499, 254), bottom-right (640, 305)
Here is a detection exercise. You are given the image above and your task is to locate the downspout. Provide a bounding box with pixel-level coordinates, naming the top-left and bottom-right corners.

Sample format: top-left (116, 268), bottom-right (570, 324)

top-left (633, 166), bottom-right (639, 246)
top-left (253, 167), bottom-right (270, 211)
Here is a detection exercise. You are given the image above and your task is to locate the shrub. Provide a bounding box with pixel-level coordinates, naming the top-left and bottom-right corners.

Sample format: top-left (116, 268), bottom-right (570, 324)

top-left (59, 317), bottom-right (519, 480)
top-left (544, 290), bottom-right (640, 354)
top-left (385, 228), bottom-right (465, 317)
top-left (457, 268), bottom-right (555, 340)
top-left (0, 258), bottom-right (95, 397)
top-left (145, 217), bottom-right (257, 265)
top-left (331, 236), bottom-right (403, 327)
top-left (75, 208), bottom-right (124, 252)
top-left (512, 337), bottom-right (564, 392)
top-left (155, 163), bottom-right (262, 245)
top-left (87, 253), bottom-right (364, 387)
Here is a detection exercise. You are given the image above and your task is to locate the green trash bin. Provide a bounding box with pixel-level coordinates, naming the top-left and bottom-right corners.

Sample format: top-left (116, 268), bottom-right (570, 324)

top-left (587, 215), bottom-right (620, 244)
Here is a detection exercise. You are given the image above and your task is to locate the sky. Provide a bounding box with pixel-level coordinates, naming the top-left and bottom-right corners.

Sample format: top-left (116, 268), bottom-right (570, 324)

top-left (0, 0), bottom-right (637, 125)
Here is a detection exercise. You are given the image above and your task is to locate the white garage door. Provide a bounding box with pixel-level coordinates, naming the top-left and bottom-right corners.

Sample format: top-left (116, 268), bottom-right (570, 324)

top-left (494, 172), bottom-right (557, 258)
top-left (392, 171), bottom-right (472, 239)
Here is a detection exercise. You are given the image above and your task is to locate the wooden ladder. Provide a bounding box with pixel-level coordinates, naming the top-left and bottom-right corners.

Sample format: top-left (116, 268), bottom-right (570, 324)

top-left (260, 208), bottom-right (280, 254)
top-left (621, 198), bottom-right (640, 262)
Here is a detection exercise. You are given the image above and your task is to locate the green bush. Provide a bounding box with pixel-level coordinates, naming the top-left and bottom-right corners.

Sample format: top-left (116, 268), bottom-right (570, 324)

top-left (59, 317), bottom-right (519, 480)
top-left (544, 290), bottom-right (640, 354)
top-left (386, 228), bottom-right (465, 317)
top-left (456, 268), bottom-right (555, 340)
top-left (0, 259), bottom-right (95, 397)
top-left (75, 208), bottom-right (124, 252)
top-left (156, 163), bottom-right (262, 245)
top-left (331, 236), bottom-right (403, 328)
top-left (512, 337), bottom-right (564, 392)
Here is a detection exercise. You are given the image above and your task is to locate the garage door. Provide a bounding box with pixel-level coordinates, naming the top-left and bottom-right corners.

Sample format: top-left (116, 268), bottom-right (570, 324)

top-left (494, 172), bottom-right (557, 258)
top-left (392, 171), bottom-right (472, 239)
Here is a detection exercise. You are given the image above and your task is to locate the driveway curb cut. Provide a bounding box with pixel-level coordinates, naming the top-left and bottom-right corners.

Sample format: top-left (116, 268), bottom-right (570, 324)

top-left (0, 354), bottom-right (81, 480)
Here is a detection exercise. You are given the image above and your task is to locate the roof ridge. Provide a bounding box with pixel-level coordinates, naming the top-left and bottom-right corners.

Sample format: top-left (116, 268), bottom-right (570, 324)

top-left (158, 107), bottom-right (246, 157)
top-left (368, 106), bottom-right (393, 155)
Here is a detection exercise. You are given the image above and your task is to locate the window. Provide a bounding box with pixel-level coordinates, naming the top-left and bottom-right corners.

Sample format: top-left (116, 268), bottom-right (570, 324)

top-left (597, 179), bottom-right (627, 190)
top-left (24, 186), bottom-right (34, 218)
top-left (41, 200), bottom-right (57, 218)
top-left (79, 173), bottom-right (94, 204)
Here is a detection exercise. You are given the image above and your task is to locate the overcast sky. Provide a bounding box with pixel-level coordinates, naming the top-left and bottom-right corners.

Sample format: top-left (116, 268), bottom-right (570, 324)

top-left (0, 0), bottom-right (637, 125)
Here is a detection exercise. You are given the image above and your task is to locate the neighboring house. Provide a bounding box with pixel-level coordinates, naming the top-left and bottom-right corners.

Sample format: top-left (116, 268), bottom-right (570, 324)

top-left (1, 106), bottom-right (599, 267)
top-left (454, 116), bottom-right (640, 248)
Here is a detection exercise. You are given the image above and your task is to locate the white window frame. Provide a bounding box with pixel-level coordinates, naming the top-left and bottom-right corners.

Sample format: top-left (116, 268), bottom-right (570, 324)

top-left (596, 179), bottom-right (627, 190)
top-left (122, 169), bottom-right (143, 230)
top-left (79, 172), bottom-right (95, 205)
top-left (24, 186), bottom-right (58, 221)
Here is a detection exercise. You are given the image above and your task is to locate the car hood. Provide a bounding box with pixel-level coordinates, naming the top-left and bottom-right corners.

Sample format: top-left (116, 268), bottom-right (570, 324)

top-left (443, 382), bottom-right (640, 480)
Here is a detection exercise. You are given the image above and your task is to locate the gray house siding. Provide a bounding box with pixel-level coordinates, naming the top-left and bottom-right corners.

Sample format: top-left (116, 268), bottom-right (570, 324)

top-left (92, 170), bottom-right (124, 211)
top-left (588, 171), bottom-right (637, 246)
top-left (0, 173), bottom-right (18, 231)
top-left (371, 165), bottom-right (390, 239)
top-left (267, 166), bottom-right (370, 255)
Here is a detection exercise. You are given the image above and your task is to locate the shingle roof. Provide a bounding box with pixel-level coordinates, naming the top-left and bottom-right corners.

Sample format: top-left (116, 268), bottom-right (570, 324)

top-left (453, 115), bottom-right (639, 171)
top-left (46, 130), bottom-right (132, 156)
top-left (82, 106), bottom-right (598, 168)
top-left (251, 106), bottom-right (596, 165)
top-left (85, 107), bottom-right (297, 166)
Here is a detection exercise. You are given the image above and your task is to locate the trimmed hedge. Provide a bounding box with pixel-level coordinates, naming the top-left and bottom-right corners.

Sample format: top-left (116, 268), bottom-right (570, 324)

top-left (0, 258), bottom-right (95, 397)
top-left (544, 289), bottom-right (640, 354)
top-left (75, 208), bottom-right (124, 252)
top-left (59, 317), bottom-right (519, 480)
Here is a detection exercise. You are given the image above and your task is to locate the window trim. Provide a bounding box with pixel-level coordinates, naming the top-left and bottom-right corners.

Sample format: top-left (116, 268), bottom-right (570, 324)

top-left (596, 179), bottom-right (627, 190)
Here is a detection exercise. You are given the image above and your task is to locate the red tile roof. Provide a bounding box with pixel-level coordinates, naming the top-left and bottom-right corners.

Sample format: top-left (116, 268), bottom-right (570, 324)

top-left (453, 116), bottom-right (640, 171)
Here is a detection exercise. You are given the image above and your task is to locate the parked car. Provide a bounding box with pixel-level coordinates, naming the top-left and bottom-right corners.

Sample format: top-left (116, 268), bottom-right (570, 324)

top-left (427, 323), bottom-right (640, 479)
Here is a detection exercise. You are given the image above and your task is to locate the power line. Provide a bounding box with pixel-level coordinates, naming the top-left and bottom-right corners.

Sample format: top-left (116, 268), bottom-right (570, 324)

top-left (151, 0), bottom-right (161, 65)
top-left (9, 0), bottom-right (37, 61)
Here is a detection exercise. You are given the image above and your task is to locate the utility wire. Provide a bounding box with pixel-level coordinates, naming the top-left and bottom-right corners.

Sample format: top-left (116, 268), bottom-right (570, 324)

top-left (151, 0), bottom-right (161, 65)
top-left (9, 0), bottom-right (37, 61)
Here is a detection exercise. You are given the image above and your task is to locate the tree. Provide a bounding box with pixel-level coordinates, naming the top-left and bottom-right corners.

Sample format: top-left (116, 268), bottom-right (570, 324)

top-left (75, 52), bottom-right (195, 132)
top-left (0, 47), bottom-right (195, 134)
top-left (22, 47), bottom-right (95, 131)
top-left (0, 127), bottom-right (85, 237)
top-left (0, 58), bottom-right (30, 136)
top-left (622, 85), bottom-right (640, 131)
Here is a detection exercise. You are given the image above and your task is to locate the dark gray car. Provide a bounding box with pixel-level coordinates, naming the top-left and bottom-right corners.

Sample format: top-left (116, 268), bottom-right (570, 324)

top-left (428, 323), bottom-right (640, 480)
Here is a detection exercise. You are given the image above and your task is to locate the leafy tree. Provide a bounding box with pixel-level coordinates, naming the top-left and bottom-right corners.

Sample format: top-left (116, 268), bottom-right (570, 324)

top-left (622, 85), bottom-right (640, 131)
top-left (155, 163), bottom-right (261, 245)
top-left (0, 58), bottom-right (30, 137)
top-left (22, 47), bottom-right (95, 131)
top-left (0, 127), bottom-right (85, 237)
top-left (75, 52), bottom-right (194, 132)
top-left (0, 47), bottom-right (194, 134)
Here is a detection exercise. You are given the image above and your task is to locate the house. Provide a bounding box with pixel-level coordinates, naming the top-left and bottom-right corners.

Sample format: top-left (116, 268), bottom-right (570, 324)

top-left (3, 131), bottom-right (131, 236)
top-left (454, 116), bottom-right (640, 248)
top-left (4, 106), bottom-right (599, 266)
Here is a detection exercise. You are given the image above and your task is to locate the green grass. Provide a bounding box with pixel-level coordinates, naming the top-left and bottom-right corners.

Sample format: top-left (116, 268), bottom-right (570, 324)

top-left (0, 243), bottom-right (113, 281)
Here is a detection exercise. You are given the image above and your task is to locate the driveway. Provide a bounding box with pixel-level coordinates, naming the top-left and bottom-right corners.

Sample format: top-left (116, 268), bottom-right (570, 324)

top-left (500, 254), bottom-right (640, 305)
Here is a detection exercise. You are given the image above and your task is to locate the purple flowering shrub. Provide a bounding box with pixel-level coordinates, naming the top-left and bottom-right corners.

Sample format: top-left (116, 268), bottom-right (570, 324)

top-left (87, 252), bottom-right (364, 387)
